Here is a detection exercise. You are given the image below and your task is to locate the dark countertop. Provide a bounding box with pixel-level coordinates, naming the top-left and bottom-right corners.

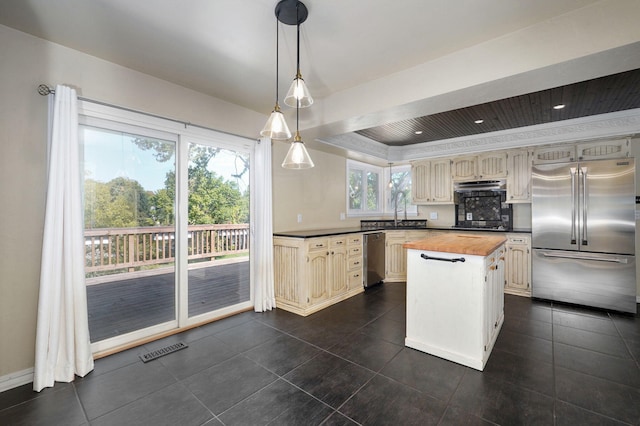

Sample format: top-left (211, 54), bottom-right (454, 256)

top-left (273, 226), bottom-right (531, 239)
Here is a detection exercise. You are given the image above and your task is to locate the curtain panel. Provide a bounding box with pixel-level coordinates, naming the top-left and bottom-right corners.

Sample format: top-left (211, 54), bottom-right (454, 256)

top-left (33, 85), bottom-right (93, 391)
top-left (252, 137), bottom-right (276, 312)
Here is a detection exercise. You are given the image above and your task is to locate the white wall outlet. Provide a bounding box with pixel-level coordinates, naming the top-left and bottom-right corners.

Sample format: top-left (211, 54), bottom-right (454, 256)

top-left (340, 212), bottom-right (346, 220)
top-left (466, 212), bottom-right (473, 220)
top-left (429, 212), bottom-right (438, 220)
top-left (297, 213), bottom-right (303, 223)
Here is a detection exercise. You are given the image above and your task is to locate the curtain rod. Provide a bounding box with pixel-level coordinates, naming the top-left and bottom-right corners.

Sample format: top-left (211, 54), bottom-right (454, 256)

top-left (37, 84), bottom-right (252, 140)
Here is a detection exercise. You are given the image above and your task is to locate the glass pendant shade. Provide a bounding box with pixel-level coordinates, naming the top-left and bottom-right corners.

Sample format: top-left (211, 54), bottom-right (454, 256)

top-left (284, 73), bottom-right (313, 108)
top-left (281, 131), bottom-right (314, 169)
top-left (260, 104), bottom-right (292, 140)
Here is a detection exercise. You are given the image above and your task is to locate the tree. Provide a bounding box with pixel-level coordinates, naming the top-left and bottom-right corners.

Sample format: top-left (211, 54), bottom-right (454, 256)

top-left (84, 177), bottom-right (154, 228)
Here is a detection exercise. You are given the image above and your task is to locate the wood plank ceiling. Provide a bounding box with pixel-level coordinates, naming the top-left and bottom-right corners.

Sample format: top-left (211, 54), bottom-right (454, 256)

top-left (356, 68), bottom-right (640, 146)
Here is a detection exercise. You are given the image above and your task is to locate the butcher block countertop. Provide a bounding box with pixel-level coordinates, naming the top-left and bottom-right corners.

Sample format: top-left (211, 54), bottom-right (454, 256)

top-left (403, 233), bottom-right (506, 256)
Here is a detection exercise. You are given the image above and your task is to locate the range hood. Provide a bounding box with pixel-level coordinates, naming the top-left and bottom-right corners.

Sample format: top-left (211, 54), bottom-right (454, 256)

top-left (454, 180), bottom-right (506, 192)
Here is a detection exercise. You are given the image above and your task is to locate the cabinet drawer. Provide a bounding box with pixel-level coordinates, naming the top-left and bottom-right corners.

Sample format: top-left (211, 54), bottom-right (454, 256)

top-left (349, 246), bottom-right (362, 256)
top-left (330, 237), bottom-right (347, 248)
top-left (347, 235), bottom-right (363, 245)
top-left (307, 239), bottom-right (328, 251)
top-left (348, 257), bottom-right (363, 270)
top-left (349, 270), bottom-right (363, 288)
top-left (507, 235), bottom-right (530, 244)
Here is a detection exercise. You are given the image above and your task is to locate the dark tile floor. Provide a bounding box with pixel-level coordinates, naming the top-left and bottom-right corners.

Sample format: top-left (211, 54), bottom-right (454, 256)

top-left (2, 283), bottom-right (640, 425)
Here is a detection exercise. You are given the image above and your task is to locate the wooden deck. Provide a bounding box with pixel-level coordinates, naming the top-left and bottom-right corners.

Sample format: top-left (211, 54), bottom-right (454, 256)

top-left (86, 260), bottom-right (250, 342)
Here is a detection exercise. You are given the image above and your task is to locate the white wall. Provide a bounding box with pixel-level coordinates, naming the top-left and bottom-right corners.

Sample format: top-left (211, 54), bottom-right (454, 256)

top-left (0, 25), bottom-right (265, 385)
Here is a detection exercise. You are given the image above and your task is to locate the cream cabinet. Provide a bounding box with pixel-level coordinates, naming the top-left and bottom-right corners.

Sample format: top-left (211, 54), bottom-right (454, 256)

top-left (504, 234), bottom-right (531, 297)
top-left (576, 139), bottom-right (630, 160)
top-left (506, 148), bottom-right (532, 203)
top-left (346, 234), bottom-right (364, 290)
top-left (411, 158), bottom-right (453, 204)
top-left (385, 230), bottom-right (429, 282)
top-left (531, 139), bottom-right (630, 164)
top-left (477, 152), bottom-right (508, 180)
top-left (532, 144), bottom-right (576, 164)
top-left (452, 152), bottom-right (507, 181)
top-left (273, 233), bottom-right (364, 316)
top-left (451, 156), bottom-right (477, 181)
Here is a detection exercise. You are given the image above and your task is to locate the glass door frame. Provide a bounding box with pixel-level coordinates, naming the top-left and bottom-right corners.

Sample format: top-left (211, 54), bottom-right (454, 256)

top-left (79, 101), bottom-right (255, 354)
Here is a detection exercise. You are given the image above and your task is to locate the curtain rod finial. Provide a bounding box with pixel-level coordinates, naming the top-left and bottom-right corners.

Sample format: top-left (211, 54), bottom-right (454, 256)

top-left (37, 84), bottom-right (54, 96)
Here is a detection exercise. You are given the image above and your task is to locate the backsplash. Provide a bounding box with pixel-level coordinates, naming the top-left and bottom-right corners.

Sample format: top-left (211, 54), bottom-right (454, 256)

top-left (455, 190), bottom-right (512, 230)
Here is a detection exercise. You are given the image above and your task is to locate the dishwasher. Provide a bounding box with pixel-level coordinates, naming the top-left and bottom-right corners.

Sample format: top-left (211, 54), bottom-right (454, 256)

top-left (363, 232), bottom-right (385, 288)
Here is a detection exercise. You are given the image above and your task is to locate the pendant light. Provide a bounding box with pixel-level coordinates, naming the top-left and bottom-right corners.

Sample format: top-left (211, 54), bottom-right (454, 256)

top-left (283, 5), bottom-right (313, 109)
top-left (260, 17), bottom-right (291, 140)
top-left (388, 162), bottom-right (394, 188)
top-left (276, 0), bottom-right (314, 169)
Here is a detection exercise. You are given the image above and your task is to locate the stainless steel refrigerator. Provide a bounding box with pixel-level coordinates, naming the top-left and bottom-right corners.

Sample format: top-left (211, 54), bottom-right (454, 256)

top-left (531, 158), bottom-right (637, 313)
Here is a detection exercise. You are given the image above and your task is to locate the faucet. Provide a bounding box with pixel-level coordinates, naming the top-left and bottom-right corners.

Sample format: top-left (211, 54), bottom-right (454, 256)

top-left (393, 191), bottom-right (400, 227)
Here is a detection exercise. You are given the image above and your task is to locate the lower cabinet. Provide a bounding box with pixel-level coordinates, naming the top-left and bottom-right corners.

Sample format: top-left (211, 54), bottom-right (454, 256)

top-left (385, 230), bottom-right (441, 282)
top-left (504, 233), bottom-right (532, 297)
top-left (273, 233), bottom-right (364, 316)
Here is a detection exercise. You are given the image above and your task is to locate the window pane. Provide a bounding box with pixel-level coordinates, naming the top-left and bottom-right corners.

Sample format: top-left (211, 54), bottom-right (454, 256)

top-left (349, 169), bottom-right (363, 210)
top-left (82, 125), bottom-right (176, 342)
top-left (366, 171), bottom-right (379, 211)
top-left (187, 144), bottom-right (250, 317)
top-left (387, 170), bottom-right (412, 212)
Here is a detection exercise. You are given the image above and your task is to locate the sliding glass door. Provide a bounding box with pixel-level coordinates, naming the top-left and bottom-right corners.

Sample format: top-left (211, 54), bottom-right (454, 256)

top-left (80, 113), bottom-right (253, 352)
top-left (81, 124), bottom-right (178, 346)
top-left (185, 142), bottom-right (250, 321)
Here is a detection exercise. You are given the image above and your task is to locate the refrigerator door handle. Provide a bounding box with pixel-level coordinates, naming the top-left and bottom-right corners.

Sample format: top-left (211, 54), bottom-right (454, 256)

top-left (570, 167), bottom-right (577, 245)
top-left (541, 251), bottom-right (628, 264)
top-left (581, 166), bottom-right (588, 246)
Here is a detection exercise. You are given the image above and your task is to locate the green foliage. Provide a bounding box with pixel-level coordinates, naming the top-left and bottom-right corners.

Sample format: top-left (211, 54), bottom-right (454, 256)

top-left (84, 146), bottom-right (250, 228)
top-left (84, 177), bottom-right (155, 228)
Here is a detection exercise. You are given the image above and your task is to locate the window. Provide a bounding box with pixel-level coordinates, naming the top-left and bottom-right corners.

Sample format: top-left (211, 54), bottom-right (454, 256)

top-left (385, 165), bottom-right (417, 216)
top-left (347, 160), bottom-right (417, 217)
top-left (347, 160), bottom-right (382, 216)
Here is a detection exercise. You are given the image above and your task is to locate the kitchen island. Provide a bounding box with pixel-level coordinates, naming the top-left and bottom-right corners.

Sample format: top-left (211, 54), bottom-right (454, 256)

top-left (403, 233), bottom-right (506, 370)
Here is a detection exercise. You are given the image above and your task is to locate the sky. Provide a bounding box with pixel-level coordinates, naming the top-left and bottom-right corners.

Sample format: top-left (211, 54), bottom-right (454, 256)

top-left (81, 126), bottom-right (249, 192)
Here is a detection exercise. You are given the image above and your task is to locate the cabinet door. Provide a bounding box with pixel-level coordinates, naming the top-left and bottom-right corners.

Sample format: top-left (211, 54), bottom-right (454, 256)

top-left (411, 161), bottom-right (431, 204)
top-left (532, 144), bottom-right (576, 164)
top-left (452, 156), bottom-right (477, 181)
top-left (329, 245), bottom-right (348, 296)
top-left (307, 250), bottom-right (329, 304)
top-left (505, 243), bottom-right (531, 293)
top-left (477, 152), bottom-right (507, 179)
top-left (385, 232), bottom-right (407, 281)
top-left (577, 139), bottom-right (630, 160)
top-left (506, 149), bottom-right (531, 203)
top-left (430, 159), bottom-right (453, 203)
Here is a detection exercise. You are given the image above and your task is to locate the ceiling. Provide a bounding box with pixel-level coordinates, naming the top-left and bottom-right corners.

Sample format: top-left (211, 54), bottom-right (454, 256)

top-left (0, 0), bottom-right (638, 150)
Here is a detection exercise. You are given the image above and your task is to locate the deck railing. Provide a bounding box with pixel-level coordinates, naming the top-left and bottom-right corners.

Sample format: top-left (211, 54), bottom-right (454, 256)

top-left (84, 224), bottom-right (249, 274)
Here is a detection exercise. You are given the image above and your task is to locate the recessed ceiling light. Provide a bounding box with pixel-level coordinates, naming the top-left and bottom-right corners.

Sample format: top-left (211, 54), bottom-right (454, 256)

top-left (474, 119), bottom-right (484, 124)
top-left (553, 104), bottom-right (566, 110)
top-left (414, 130), bottom-right (423, 135)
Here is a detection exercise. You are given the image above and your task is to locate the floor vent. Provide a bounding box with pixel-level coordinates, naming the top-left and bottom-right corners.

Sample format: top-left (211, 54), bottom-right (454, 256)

top-left (139, 342), bottom-right (188, 363)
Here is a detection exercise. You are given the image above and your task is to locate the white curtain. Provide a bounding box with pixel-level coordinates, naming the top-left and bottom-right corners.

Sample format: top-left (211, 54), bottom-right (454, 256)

top-left (33, 85), bottom-right (94, 391)
top-left (253, 137), bottom-right (276, 312)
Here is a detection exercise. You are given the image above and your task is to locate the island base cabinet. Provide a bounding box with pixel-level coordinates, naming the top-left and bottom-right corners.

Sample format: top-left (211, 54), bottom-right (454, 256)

top-left (405, 247), bottom-right (504, 371)
top-left (273, 235), bottom-right (364, 316)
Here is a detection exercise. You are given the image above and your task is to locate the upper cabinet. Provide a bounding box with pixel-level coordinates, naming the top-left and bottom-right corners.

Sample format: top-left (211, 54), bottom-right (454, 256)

top-left (576, 139), bottom-right (630, 160)
top-left (452, 152), bottom-right (507, 181)
top-left (506, 149), bottom-right (532, 203)
top-left (532, 139), bottom-right (630, 164)
top-left (411, 158), bottom-right (453, 204)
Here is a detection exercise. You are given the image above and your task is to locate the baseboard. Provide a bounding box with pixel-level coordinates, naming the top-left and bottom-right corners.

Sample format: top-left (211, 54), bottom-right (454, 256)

top-left (0, 368), bottom-right (33, 393)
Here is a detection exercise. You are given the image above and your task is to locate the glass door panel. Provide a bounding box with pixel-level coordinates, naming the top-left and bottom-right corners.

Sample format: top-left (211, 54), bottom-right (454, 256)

top-left (186, 143), bottom-right (250, 318)
top-left (81, 125), bottom-right (177, 343)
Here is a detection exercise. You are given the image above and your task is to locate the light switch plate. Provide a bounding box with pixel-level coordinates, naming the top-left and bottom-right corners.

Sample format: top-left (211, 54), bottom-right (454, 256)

top-left (429, 212), bottom-right (438, 220)
top-left (297, 213), bottom-right (303, 223)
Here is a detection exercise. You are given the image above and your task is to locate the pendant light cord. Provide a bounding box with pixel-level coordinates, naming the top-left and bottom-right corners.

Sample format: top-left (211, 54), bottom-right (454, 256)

top-left (275, 19), bottom-right (280, 103)
top-left (295, 3), bottom-right (300, 130)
